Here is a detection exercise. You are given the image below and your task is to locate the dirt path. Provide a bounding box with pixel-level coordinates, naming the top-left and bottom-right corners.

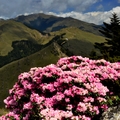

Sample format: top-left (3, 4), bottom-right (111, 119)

top-left (53, 42), bottom-right (67, 58)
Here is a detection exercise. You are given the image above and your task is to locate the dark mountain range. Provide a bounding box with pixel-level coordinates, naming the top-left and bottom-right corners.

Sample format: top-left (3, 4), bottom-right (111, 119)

top-left (14, 13), bottom-right (102, 36)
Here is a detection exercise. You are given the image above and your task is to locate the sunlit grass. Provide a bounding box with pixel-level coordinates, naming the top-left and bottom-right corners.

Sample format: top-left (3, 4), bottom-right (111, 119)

top-left (0, 20), bottom-right (43, 56)
top-left (0, 108), bottom-right (9, 116)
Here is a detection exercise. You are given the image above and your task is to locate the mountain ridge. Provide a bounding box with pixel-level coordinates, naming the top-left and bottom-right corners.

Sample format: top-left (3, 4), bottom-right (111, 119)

top-left (14, 13), bottom-right (102, 36)
top-left (0, 18), bottom-right (105, 67)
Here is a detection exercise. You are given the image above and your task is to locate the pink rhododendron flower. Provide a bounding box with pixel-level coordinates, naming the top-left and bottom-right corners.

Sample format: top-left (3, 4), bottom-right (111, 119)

top-left (1, 56), bottom-right (120, 120)
top-left (23, 102), bottom-right (33, 110)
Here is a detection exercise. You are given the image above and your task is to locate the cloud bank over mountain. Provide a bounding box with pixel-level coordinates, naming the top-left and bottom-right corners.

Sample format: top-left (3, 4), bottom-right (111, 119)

top-left (51, 7), bottom-right (120, 25)
top-left (0, 0), bottom-right (120, 25)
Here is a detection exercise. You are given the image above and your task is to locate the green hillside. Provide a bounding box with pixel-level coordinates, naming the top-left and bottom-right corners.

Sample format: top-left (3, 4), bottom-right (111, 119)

top-left (52, 27), bottom-right (105, 43)
top-left (0, 20), bottom-right (55, 67)
top-left (50, 27), bottom-right (105, 56)
top-left (0, 21), bottom-right (105, 68)
top-left (0, 20), bottom-right (43, 56)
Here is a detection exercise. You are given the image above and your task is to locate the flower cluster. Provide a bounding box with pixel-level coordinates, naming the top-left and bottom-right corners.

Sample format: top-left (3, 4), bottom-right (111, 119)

top-left (0, 56), bottom-right (120, 120)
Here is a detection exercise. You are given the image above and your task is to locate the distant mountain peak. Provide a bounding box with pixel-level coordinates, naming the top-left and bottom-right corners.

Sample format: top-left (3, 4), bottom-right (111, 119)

top-left (14, 12), bottom-right (102, 36)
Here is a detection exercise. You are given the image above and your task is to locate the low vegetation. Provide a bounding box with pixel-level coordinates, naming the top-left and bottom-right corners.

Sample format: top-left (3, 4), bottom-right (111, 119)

top-left (0, 56), bottom-right (120, 119)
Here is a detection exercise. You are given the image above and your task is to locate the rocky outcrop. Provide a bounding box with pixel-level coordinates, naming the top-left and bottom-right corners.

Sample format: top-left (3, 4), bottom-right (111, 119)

top-left (100, 105), bottom-right (120, 120)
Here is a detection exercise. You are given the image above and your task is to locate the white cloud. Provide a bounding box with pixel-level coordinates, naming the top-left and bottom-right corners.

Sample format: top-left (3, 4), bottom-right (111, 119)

top-left (0, 0), bottom-right (33, 18)
top-left (34, 0), bottom-right (99, 12)
top-left (0, 0), bottom-right (100, 18)
top-left (118, 0), bottom-right (120, 3)
top-left (48, 6), bottom-right (120, 25)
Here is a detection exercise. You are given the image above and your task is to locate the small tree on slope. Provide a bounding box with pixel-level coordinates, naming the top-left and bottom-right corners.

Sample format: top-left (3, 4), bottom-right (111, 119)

top-left (95, 13), bottom-right (120, 61)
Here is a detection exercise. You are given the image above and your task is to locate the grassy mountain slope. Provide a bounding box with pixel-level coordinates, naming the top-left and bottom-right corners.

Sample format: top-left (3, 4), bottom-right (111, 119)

top-left (14, 13), bottom-right (102, 36)
top-left (0, 42), bottom-right (66, 108)
top-left (0, 19), bottom-right (104, 68)
top-left (50, 27), bottom-right (105, 56)
top-left (0, 20), bottom-right (43, 56)
top-left (0, 20), bottom-right (57, 67)
top-left (52, 27), bottom-right (105, 43)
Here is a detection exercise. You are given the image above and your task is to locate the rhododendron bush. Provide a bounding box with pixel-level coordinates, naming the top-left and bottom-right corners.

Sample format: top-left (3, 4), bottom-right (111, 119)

top-left (0, 56), bottom-right (120, 120)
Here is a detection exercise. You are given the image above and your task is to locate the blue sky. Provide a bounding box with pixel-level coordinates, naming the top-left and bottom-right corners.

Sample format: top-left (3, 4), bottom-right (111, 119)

top-left (86, 0), bottom-right (119, 12)
top-left (0, 0), bottom-right (120, 25)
